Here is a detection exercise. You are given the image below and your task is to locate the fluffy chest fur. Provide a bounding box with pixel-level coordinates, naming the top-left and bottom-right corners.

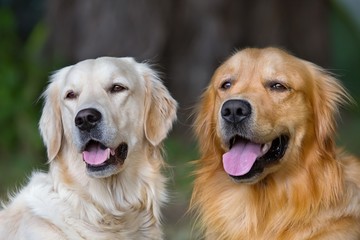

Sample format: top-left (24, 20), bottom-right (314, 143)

top-left (193, 154), bottom-right (360, 240)
top-left (0, 153), bottom-right (166, 240)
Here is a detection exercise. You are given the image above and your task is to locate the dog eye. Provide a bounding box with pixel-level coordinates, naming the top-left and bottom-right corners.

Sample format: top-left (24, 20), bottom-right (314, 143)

top-left (65, 91), bottom-right (77, 100)
top-left (220, 81), bottom-right (232, 90)
top-left (110, 84), bottom-right (127, 93)
top-left (268, 82), bottom-right (288, 92)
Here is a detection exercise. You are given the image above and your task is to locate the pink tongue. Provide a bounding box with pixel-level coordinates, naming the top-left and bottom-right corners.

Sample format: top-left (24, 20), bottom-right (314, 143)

top-left (82, 143), bottom-right (110, 165)
top-left (222, 140), bottom-right (262, 176)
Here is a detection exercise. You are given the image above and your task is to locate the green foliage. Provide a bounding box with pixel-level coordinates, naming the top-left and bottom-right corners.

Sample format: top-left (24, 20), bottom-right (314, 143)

top-left (163, 137), bottom-right (198, 240)
top-left (0, 7), bottom-right (50, 199)
top-left (165, 137), bottom-right (198, 201)
top-left (330, 0), bottom-right (360, 99)
top-left (330, 0), bottom-right (360, 155)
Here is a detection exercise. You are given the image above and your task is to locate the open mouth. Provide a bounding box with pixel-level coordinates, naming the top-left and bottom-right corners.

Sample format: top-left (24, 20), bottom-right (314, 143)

top-left (222, 135), bottom-right (289, 181)
top-left (82, 140), bottom-right (128, 172)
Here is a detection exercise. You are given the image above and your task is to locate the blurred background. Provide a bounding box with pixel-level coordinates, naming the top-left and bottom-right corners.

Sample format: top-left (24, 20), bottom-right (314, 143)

top-left (0, 0), bottom-right (359, 239)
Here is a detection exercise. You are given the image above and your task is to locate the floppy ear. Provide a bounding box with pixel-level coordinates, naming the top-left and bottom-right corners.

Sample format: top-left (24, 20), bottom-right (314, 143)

top-left (142, 64), bottom-right (177, 146)
top-left (194, 86), bottom-right (217, 155)
top-left (308, 62), bottom-right (352, 152)
top-left (39, 67), bottom-right (69, 161)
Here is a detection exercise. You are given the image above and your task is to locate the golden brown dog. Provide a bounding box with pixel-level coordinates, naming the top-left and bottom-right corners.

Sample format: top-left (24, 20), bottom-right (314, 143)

top-left (0, 57), bottom-right (177, 239)
top-left (191, 47), bottom-right (360, 239)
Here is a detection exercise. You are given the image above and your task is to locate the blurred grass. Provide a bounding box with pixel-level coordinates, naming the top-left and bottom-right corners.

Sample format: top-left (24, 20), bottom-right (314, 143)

top-left (163, 137), bottom-right (198, 240)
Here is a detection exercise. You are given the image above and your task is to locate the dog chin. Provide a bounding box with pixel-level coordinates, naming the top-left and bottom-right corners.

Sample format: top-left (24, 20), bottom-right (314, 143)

top-left (230, 167), bottom-right (277, 184)
top-left (86, 164), bottom-right (123, 178)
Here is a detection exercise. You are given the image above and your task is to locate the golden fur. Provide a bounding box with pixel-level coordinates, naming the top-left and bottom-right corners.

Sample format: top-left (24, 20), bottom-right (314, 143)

top-left (0, 57), bottom-right (177, 239)
top-left (191, 47), bottom-right (360, 239)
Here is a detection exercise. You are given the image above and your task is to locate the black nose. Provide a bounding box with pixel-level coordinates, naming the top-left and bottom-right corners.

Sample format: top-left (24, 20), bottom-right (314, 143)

top-left (221, 99), bottom-right (251, 123)
top-left (75, 108), bottom-right (102, 131)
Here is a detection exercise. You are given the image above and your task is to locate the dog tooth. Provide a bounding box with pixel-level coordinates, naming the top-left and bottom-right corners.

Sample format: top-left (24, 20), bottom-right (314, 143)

top-left (110, 149), bottom-right (116, 156)
top-left (106, 148), bottom-right (111, 159)
top-left (262, 142), bottom-right (271, 154)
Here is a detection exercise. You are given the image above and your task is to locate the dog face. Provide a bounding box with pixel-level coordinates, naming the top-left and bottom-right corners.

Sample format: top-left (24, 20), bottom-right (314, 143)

top-left (39, 57), bottom-right (177, 178)
top-left (196, 48), bottom-right (348, 183)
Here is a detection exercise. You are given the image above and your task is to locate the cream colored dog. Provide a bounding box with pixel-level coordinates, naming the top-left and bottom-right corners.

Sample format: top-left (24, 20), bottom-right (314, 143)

top-left (0, 57), bottom-right (177, 239)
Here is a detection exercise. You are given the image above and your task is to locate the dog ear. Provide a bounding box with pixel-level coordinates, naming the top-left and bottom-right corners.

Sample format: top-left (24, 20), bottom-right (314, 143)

top-left (39, 67), bottom-right (69, 161)
top-left (142, 64), bottom-right (177, 146)
top-left (308, 62), bottom-right (352, 152)
top-left (194, 86), bottom-right (217, 155)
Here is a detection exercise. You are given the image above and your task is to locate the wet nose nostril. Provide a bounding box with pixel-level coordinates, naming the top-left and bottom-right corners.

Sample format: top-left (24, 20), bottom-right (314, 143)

top-left (75, 117), bottom-right (83, 126)
top-left (236, 108), bottom-right (243, 116)
top-left (223, 108), bottom-right (231, 117)
top-left (87, 114), bottom-right (100, 123)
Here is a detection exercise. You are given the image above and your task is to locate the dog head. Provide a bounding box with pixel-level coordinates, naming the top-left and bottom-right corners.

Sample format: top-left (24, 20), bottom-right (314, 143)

top-left (195, 47), bottom-right (350, 183)
top-left (39, 57), bottom-right (177, 178)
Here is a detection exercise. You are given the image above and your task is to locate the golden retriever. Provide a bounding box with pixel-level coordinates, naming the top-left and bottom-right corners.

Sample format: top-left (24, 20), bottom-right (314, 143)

top-left (0, 57), bottom-right (177, 239)
top-left (191, 47), bottom-right (360, 239)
